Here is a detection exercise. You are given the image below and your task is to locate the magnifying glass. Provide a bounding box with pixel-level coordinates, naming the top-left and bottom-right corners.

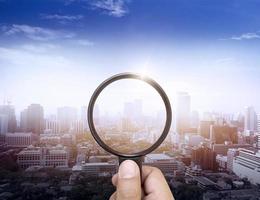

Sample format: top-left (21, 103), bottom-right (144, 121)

top-left (88, 72), bottom-right (172, 176)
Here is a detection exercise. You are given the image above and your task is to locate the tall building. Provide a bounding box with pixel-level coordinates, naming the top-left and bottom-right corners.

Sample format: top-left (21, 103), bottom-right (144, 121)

top-left (0, 104), bottom-right (17, 133)
top-left (20, 109), bottom-right (28, 132)
top-left (257, 114), bottom-right (260, 133)
top-left (227, 148), bottom-right (239, 172)
top-left (244, 106), bottom-right (257, 132)
top-left (0, 114), bottom-right (8, 135)
top-left (175, 92), bottom-right (191, 136)
top-left (233, 148), bottom-right (260, 185)
top-left (25, 104), bottom-right (44, 134)
top-left (45, 119), bottom-right (60, 134)
top-left (199, 121), bottom-right (214, 139)
top-left (191, 145), bottom-right (217, 171)
top-left (81, 106), bottom-right (88, 131)
top-left (57, 107), bottom-right (77, 132)
top-left (210, 125), bottom-right (238, 144)
top-left (190, 110), bottom-right (199, 129)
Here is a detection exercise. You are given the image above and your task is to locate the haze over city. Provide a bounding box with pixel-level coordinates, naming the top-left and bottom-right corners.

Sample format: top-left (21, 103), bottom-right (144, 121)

top-left (1, 0), bottom-right (260, 115)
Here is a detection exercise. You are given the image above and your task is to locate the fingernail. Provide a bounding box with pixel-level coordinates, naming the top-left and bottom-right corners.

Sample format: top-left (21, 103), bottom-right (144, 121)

top-left (119, 160), bottom-right (137, 179)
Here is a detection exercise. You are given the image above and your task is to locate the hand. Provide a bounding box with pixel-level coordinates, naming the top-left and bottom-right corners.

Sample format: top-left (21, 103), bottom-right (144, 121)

top-left (109, 160), bottom-right (174, 200)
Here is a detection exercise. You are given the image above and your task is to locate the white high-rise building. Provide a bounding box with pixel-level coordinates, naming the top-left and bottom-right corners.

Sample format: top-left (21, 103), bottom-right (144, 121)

top-left (227, 148), bottom-right (239, 172)
top-left (81, 106), bottom-right (88, 131)
top-left (233, 148), bottom-right (260, 184)
top-left (244, 106), bottom-right (257, 132)
top-left (257, 114), bottom-right (260, 133)
top-left (57, 107), bottom-right (77, 132)
top-left (175, 92), bottom-right (191, 136)
top-left (45, 119), bottom-right (60, 134)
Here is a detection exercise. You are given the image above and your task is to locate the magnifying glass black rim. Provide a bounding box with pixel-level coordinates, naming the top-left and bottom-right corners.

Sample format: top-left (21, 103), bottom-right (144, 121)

top-left (88, 72), bottom-right (172, 158)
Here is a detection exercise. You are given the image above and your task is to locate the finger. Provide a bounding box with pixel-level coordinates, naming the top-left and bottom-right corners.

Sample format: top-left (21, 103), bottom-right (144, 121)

top-left (109, 192), bottom-right (116, 200)
top-left (116, 160), bottom-right (141, 200)
top-left (112, 173), bottom-right (118, 186)
top-left (142, 166), bottom-right (173, 199)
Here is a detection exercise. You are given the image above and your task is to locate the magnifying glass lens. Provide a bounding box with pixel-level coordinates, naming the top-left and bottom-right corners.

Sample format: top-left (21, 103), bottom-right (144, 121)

top-left (93, 79), bottom-right (166, 155)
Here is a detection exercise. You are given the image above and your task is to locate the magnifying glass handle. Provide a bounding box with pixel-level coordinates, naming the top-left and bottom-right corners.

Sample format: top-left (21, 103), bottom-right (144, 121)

top-left (119, 156), bottom-right (143, 181)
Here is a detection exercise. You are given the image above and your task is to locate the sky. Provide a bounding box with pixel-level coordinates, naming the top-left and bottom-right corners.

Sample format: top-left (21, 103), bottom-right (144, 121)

top-left (0, 0), bottom-right (260, 116)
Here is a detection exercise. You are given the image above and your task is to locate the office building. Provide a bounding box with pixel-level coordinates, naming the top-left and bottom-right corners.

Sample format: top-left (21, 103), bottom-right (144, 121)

top-left (175, 92), bottom-right (191, 136)
top-left (191, 145), bottom-right (217, 171)
top-left (227, 148), bottom-right (239, 172)
top-left (71, 120), bottom-right (84, 134)
top-left (57, 107), bottom-right (77, 132)
top-left (0, 114), bottom-right (8, 135)
top-left (45, 119), bottom-right (60, 134)
top-left (144, 154), bottom-right (178, 175)
top-left (257, 114), bottom-right (260, 133)
top-left (244, 106), bottom-right (257, 132)
top-left (210, 125), bottom-right (238, 144)
top-left (72, 162), bottom-right (117, 177)
top-left (199, 121), bottom-right (214, 139)
top-left (233, 148), bottom-right (260, 185)
top-left (0, 104), bottom-right (17, 133)
top-left (17, 145), bottom-right (69, 169)
top-left (22, 104), bottom-right (44, 134)
top-left (184, 134), bottom-right (205, 147)
top-left (213, 143), bottom-right (251, 156)
top-left (5, 132), bottom-right (33, 147)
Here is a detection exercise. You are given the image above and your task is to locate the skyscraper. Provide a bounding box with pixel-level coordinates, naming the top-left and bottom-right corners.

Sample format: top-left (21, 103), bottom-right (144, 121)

top-left (244, 106), bottom-right (257, 132)
top-left (0, 114), bottom-right (8, 135)
top-left (26, 104), bottom-right (44, 134)
top-left (57, 107), bottom-right (77, 133)
top-left (0, 104), bottom-right (17, 133)
top-left (175, 92), bottom-right (191, 136)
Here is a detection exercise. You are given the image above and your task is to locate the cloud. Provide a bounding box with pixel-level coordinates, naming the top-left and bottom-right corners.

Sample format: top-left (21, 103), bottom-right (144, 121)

top-left (89, 0), bottom-right (128, 17)
top-left (220, 32), bottom-right (260, 41)
top-left (71, 39), bottom-right (94, 46)
top-left (1, 24), bottom-right (75, 41)
top-left (40, 14), bottom-right (84, 23)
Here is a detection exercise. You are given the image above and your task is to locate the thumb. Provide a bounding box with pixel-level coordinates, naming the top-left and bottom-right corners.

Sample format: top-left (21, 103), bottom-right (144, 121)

top-left (116, 160), bottom-right (141, 200)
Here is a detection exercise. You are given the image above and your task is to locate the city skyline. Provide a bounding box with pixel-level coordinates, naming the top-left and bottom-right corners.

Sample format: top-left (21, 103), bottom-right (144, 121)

top-left (1, 0), bottom-right (260, 114)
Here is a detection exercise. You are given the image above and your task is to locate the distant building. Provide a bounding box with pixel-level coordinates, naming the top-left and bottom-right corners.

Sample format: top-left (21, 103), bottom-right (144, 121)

top-left (244, 106), bottom-right (257, 132)
top-left (17, 145), bottom-right (69, 169)
top-left (233, 148), bottom-right (260, 185)
top-left (212, 143), bottom-right (251, 156)
top-left (45, 119), bottom-right (60, 134)
top-left (216, 155), bottom-right (227, 170)
top-left (72, 162), bottom-right (117, 177)
top-left (175, 92), bottom-right (190, 136)
top-left (22, 104), bottom-right (44, 134)
top-left (144, 154), bottom-right (178, 175)
top-left (40, 134), bottom-right (60, 145)
top-left (0, 105), bottom-right (17, 133)
top-left (71, 120), bottom-right (84, 134)
top-left (199, 121), bottom-right (214, 139)
top-left (57, 107), bottom-right (77, 133)
top-left (257, 114), bottom-right (260, 133)
top-left (0, 114), bottom-right (8, 135)
top-left (210, 125), bottom-right (238, 144)
top-left (184, 134), bottom-right (205, 147)
top-left (191, 145), bottom-right (217, 171)
top-left (190, 110), bottom-right (199, 129)
top-left (81, 106), bottom-right (89, 131)
top-left (5, 132), bottom-right (33, 147)
top-left (227, 148), bottom-right (239, 172)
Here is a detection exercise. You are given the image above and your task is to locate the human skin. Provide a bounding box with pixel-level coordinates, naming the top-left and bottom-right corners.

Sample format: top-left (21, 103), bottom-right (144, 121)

top-left (109, 160), bottom-right (174, 200)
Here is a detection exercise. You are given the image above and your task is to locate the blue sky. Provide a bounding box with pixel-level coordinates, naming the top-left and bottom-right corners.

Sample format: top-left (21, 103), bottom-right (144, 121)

top-left (0, 0), bottom-right (260, 115)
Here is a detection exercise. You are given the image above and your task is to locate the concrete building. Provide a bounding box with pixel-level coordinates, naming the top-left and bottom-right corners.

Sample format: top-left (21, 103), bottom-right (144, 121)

top-left (72, 162), bottom-right (117, 177)
top-left (175, 92), bottom-right (191, 136)
top-left (216, 155), bottom-right (227, 170)
top-left (233, 148), bottom-right (260, 185)
top-left (57, 107), bottom-right (77, 133)
top-left (210, 125), bottom-right (238, 144)
top-left (0, 105), bottom-right (17, 133)
top-left (227, 148), bottom-right (239, 172)
top-left (184, 134), bottom-right (205, 147)
top-left (244, 106), bottom-right (257, 132)
top-left (212, 143), bottom-right (251, 156)
top-left (5, 132), bottom-right (33, 147)
top-left (17, 145), bottom-right (69, 169)
top-left (0, 114), bottom-right (8, 135)
top-left (45, 119), bottom-right (60, 134)
top-left (199, 121), bottom-right (214, 139)
top-left (40, 134), bottom-right (60, 145)
top-left (144, 154), bottom-right (178, 175)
